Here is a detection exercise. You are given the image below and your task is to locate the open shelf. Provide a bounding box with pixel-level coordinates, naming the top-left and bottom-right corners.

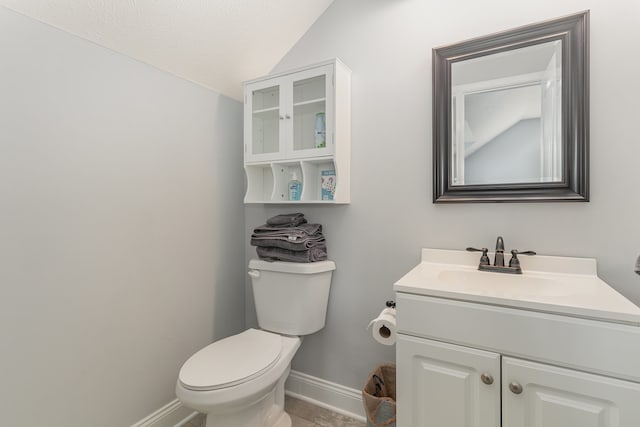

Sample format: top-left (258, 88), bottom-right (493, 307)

top-left (301, 159), bottom-right (336, 201)
top-left (272, 162), bottom-right (303, 202)
top-left (244, 158), bottom-right (346, 204)
top-left (244, 164), bottom-right (274, 202)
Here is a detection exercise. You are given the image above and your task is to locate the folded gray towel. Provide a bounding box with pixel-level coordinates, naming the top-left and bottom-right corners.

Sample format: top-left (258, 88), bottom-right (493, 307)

top-left (635, 255), bottom-right (640, 275)
top-left (256, 246), bottom-right (327, 263)
top-left (251, 236), bottom-right (326, 251)
top-left (252, 217), bottom-right (327, 262)
top-left (252, 223), bottom-right (322, 241)
top-left (266, 213), bottom-right (307, 227)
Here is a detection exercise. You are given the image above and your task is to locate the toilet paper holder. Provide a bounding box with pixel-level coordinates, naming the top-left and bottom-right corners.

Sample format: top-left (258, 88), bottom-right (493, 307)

top-left (368, 301), bottom-right (398, 346)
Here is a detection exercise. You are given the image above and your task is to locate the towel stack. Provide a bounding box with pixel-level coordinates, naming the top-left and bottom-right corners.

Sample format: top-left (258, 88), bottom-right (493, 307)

top-left (250, 213), bottom-right (327, 263)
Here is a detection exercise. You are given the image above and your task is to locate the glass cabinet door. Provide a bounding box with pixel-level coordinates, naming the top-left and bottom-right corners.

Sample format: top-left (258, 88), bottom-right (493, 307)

top-left (245, 65), bottom-right (334, 163)
top-left (292, 66), bottom-right (333, 157)
top-left (249, 83), bottom-right (281, 158)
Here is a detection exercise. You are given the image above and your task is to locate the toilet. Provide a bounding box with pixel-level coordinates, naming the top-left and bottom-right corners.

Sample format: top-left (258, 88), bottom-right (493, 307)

top-left (176, 259), bottom-right (336, 427)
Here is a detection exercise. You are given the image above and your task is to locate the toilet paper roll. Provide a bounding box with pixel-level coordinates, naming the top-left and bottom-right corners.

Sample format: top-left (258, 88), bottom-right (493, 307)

top-left (367, 307), bottom-right (397, 346)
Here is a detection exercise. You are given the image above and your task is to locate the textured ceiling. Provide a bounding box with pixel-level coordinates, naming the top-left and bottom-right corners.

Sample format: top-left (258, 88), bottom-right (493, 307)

top-left (0, 0), bottom-right (334, 100)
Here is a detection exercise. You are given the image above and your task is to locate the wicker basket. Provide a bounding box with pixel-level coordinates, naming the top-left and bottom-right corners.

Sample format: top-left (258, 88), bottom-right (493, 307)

top-left (362, 363), bottom-right (396, 427)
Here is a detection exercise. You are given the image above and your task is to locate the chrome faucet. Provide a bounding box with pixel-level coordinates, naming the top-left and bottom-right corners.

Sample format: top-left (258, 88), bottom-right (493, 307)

top-left (467, 236), bottom-right (536, 274)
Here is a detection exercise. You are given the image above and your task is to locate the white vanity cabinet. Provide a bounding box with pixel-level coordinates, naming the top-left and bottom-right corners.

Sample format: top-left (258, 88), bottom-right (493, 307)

top-left (243, 59), bottom-right (351, 204)
top-left (394, 249), bottom-right (640, 427)
top-left (397, 332), bottom-right (640, 427)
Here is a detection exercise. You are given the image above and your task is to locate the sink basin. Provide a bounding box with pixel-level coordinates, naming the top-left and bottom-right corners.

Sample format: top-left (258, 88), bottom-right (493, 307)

top-left (437, 269), bottom-right (574, 297)
top-left (393, 248), bottom-right (640, 324)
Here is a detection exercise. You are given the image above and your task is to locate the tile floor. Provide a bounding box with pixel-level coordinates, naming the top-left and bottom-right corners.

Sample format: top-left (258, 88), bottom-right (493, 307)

top-left (286, 396), bottom-right (365, 427)
top-left (183, 396), bottom-right (365, 427)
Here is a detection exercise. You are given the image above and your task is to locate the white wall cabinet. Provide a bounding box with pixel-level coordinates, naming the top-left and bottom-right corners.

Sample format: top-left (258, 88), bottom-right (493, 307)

top-left (243, 59), bottom-right (351, 203)
top-left (395, 294), bottom-right (640, 427)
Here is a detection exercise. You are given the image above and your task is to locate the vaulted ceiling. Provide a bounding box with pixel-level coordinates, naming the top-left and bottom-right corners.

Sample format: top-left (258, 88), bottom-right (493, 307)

top-left (0, 0), bottom-right (334, 100)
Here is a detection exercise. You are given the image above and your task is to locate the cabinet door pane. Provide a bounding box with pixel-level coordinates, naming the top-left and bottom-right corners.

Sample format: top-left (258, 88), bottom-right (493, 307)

top-left (397, 335), bottom-right (500, 427)
top-left (293, 74), bottom-right (328, 152)
top-left (503, 357), bottom-right (640, 427)
top-left (251, 85), bottom-right (280, 155)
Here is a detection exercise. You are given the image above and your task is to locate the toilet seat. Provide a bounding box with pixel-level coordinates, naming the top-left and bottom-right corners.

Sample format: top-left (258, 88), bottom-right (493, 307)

top-left (178, 328), bottom-right (282, 391)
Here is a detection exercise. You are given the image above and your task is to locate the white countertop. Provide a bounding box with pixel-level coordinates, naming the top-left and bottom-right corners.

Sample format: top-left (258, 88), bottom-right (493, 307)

top-left (393, 249), bottom-right (640, 325)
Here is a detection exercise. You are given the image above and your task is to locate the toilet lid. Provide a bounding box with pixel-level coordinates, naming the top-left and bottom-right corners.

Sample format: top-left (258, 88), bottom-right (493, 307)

top-left (179, 329), bottom-right (282, 391)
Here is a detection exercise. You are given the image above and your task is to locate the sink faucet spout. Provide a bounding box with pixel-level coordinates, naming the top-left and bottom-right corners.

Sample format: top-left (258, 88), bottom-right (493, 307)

top-left (494, 236), bottom-right (505, 267)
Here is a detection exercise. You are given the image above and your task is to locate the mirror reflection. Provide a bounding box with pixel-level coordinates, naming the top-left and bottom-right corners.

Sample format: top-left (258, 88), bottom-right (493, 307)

top-left (450, 40), bottom-right (562, 186)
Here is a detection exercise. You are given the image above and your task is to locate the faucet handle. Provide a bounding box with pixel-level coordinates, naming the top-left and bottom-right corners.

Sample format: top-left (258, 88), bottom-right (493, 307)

top-left (467, 247), bottom-right (490, 266)
top-left (511, 250), bottom-right (536, 256)
top-left (509, 249), bottom-right (536, 268)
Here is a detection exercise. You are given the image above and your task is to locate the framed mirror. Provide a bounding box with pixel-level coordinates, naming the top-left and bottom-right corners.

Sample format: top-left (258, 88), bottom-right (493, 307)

top-left (433, 11), bottom-right (589, 203)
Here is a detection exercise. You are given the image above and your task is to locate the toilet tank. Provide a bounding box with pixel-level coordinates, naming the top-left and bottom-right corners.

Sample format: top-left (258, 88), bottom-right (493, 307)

top-left (248, 259), bottom-right (336, 336)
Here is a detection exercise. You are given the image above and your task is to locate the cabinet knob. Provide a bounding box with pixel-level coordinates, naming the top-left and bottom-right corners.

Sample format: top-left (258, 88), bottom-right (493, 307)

top-left (285, 114), bottom-right (291, 119)
top-left (509, 382), bottom-right (523, 394)
top-left (480, 373), bottom-right (494, 385)
top-left (279, 115), bottom-right (284, 120)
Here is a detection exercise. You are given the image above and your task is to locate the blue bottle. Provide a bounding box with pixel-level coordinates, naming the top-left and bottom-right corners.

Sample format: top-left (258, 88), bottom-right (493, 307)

top-left (288, 172), bottom-right (302, 201)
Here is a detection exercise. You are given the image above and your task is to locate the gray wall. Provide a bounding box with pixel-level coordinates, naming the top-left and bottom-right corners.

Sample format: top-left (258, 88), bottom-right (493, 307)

top-left (0, 7), bottom-right (245, 427)
top-left (245, 0), bottom-right (640, 392)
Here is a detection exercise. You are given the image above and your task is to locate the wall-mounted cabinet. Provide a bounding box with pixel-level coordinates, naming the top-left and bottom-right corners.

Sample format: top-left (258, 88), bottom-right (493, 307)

top-left (243, 59), bottom-right (351, 204)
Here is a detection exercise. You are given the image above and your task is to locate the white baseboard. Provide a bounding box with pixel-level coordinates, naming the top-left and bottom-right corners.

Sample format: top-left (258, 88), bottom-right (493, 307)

top-left (130, 399), bottom-right (198, 427)
top-left (132, 370), bottom-right (365, 427)
top-left (285, 370), bottom-right (366, 422)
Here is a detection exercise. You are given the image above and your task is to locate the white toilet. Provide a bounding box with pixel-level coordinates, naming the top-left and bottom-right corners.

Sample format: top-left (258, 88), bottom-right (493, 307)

top-left (176, 259), bottom-right (336, 427)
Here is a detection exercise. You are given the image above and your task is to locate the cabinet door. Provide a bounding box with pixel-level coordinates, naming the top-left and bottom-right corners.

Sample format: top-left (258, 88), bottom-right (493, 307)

top-left (245, 65), bottom-right (334, 163)
top-left (290, 64), bottom-right (334, 159)
top-left (396, 335), bottom-right (500, 427)
top-left (503, 357), bottom-right (640, 427)
top-left (245, 77), bottom-right (286, 162)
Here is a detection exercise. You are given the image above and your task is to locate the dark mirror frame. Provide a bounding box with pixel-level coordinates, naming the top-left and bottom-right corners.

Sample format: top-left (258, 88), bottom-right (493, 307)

top-left (433, 11), bottom-right (589, 203)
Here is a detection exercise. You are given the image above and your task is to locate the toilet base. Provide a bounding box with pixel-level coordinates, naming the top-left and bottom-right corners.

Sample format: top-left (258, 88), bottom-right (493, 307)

top-left (202, 367), bottom-right (291, 427)
top-left (272, 412), bottom-right (292, 427)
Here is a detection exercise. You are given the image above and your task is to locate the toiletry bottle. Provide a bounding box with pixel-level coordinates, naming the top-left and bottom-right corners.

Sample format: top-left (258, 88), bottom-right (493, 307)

top-left (288, 172), bottom-right (302, 201)
top-left (314, 112), bottom-right (326, 148)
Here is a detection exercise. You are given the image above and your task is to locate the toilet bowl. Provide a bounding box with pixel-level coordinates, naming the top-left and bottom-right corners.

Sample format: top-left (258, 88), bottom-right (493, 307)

top-left (176, 329), bottom-right (301, 427)
top-left (175, 259), bottom-right (335, 427)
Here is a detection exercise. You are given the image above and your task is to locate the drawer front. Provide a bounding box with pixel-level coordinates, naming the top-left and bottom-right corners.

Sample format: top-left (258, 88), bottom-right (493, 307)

top-left (396, 292), bottom-right (640, 382)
